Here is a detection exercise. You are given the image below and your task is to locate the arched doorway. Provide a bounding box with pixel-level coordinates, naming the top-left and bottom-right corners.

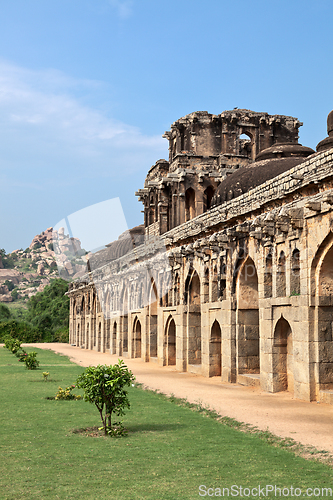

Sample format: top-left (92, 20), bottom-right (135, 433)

top-left (97, 322), bottom-right (101, 352)
top-left (316, 243), bottom-right (333, 390)
top-left (273, 317), bottom-right (293, 392)
top-left (236, 256), bottom-right (259, 375)
top-left (186, 269), bottom-right (201, 365)
top-left (210, 320), bottom-right (221, 376)
top-left (148, 280), bottom-right (158, 358)
top-left (133, 318), bottom-right (142, 358)
top-left (165, 317), bottom-right (176, 365)
top-left (112, 321), bottom-right (117, 354)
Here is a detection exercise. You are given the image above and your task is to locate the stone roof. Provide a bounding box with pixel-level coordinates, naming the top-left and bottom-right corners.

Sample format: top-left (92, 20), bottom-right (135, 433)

top-left (212, 142), bottom-right (315, 206)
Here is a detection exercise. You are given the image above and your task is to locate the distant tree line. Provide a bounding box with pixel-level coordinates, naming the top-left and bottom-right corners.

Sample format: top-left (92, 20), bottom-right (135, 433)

top-left (0, 279), bottom-right (69, 343)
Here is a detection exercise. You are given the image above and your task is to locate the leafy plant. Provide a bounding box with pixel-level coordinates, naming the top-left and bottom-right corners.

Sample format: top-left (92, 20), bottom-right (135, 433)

top-left (10, 339), bottom-right (21, 354)
top-left (24, 351), bottom-right (39, 370)
top-left (55, 385), bottom-right (81, 400)
top-left (4, 280), bottom-right (15, 292)
top-left (76, 361), bottom-right (135, 436)
top-left (17, 350), bottom-right (28, 362)
top-left (11, 288), bottom-right (19, 301)
top-left (0, 304), bottom-right (11, 321)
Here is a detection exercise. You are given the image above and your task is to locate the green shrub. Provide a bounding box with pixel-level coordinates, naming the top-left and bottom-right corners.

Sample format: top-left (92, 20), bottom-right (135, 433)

top-left (10, 339), bottom-right (21, 354)
top-left (24, 352), bottom-right (39, 370)
top-left (0, 304), bottom-right (11, 321)
top-left (76, 361), bottom-right (135, 436)
top-left (3, 280), bottom-right (15, 292)
top-left (0, 320), bottom-right (42, 343)
top-left (55, 385), bottom-right (81, 400)
top-left (17, 349), bottom-right (28, 362)
top-left (53, 327), bottom-right (69, 343)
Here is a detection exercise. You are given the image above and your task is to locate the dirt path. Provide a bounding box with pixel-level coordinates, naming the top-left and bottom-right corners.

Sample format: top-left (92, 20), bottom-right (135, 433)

top-left (27, 343), bottom-right (333, 455)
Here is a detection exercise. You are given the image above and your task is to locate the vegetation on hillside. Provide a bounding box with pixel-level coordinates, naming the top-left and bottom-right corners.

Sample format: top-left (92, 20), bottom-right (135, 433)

top-left (0, 279), bottom-right (69, 342)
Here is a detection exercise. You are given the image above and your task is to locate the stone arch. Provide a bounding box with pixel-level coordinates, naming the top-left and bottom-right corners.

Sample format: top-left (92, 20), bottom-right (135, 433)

top-left (185, 268), bottom-right (202, 365)
top-left (204, 186), bottom-right (215, 212)
top-left (264, 252), bottom-right (273, 298)
top-left (76, 323), bottom-right (80, 346)
top-left (80, 296), bottom-right (85, 349)
top-left (133, 316), bottom-right (142, 358)
top-left (98, 322), bottom-right (102, 352)
top-left (211, 264), bottom-right (218, 302)
top-left (313, 239), bottom-right (333, 390)
top-left (174, 272), bottom-right (180, 306)
top-left (210, 320), bottom-right (222, 376)
top-left (238, 129), bottom-right (254, 160)
top-left (236, 256), bottom-right (259, 375)
top-left (148, 279), bottom-right (158, 358)
top-left (185, 268), bottom-right (201, 305)
top-left (85, 323), bottom-right (89, 349)
top-left (165, 315), bottom-right (176, 365)
top-left (112, 321), bottom-right (117, 354)
top-left (203, 267), bottom-right (209, 303)
top-left (185, 187), bottom-right (196, 221)
top-left (277, 251), bottom-right (286, 297)
top-left (273, 317), bottom-right (293, 392)
top-left (311, 231), bottom-right (333, 297)
top-left (290, 248), bottom-right (300, 296)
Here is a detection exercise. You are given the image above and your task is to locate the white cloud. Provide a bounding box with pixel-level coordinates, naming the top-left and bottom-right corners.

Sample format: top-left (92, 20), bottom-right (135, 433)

top-left (0, 60), bottom-right (167, 181)
top-left (108, 0), bottom-right (133, 19)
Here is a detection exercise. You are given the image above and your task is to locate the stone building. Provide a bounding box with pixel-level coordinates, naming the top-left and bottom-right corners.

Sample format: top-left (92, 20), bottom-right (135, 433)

top-left (68, 108), bottom-right (333, 404)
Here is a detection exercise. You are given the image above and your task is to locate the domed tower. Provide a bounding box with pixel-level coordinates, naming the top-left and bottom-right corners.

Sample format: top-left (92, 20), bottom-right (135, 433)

top-left (136, 109), bottom-right (303, 236)
top-left (317, 110), bottom-right (333, 153)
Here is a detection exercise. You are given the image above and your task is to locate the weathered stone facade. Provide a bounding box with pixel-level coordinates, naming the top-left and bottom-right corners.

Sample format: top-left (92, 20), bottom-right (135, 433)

top-left (68, 108), bottom-right (333, 404)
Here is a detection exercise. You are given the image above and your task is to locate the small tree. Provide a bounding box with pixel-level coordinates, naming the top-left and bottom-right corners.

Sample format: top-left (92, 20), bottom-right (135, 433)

top-left (76, 361), bottom-right (135, 436)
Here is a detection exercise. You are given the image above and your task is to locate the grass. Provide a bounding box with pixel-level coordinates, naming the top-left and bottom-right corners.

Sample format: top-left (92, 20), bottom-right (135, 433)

top-left (0, 347), bottom-right (333, 500)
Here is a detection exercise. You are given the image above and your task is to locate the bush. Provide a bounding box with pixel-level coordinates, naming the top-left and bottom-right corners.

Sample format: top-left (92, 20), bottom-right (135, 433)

top-left (24, 352), bottom-right (39, 370)
top-left (0, 320), bottom-right (42, 343)
top-left (0, 304), bottom-right (11, 321)
top-left (53, 327), bottom-right (69, 343)
top-left (55, 385), bottom-right (81, 400)
top-left (76, 361), bottom-right (135, 436)
top-left (4, 280), bottom-right (15, 292)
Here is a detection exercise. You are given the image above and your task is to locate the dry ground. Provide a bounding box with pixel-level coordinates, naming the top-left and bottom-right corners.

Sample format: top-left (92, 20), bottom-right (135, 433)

top-left (26, 343), bottom-right (333, 456)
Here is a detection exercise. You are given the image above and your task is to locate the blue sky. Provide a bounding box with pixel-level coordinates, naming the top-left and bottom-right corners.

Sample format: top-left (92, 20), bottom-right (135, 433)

top-left (0, 0), bottom-right (332, 252)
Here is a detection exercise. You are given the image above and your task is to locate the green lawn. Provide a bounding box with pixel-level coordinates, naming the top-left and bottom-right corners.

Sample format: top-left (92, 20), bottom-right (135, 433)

top-left (0, 347), bottom-right (332, 500)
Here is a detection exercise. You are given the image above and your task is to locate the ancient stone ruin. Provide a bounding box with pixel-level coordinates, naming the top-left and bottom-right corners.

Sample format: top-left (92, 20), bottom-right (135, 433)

top-left (68, 108), bottom-right (333, 404)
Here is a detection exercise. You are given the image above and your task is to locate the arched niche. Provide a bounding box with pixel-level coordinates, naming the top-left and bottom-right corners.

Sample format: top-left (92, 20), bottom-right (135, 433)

top-left (276, 251), bottom-right (286, 297)
top-left (185, 269), bottom-right (202, 365)
top-left (290, 249), bottom-right (300, 296)
top-left (148, 279), bottom-right (158, 358)
top-left (264, 253), bottom-right (273, 298)
top-left (236, 256), bottom-right (259, 375)
top-left (112, 321), bottom-right (117, 354)
top-left (210, 320), bottom-right (221, 377)
top-left (165, 316), bottom-right (176, 365)
top-left (204, 186), bottom-right (215, 212)
top-left (133, 317), bottom-right (142, 358)
top-left (185, 188), bottom-right (196, 221)
top-left (273, 317), bottom-right (293, 392)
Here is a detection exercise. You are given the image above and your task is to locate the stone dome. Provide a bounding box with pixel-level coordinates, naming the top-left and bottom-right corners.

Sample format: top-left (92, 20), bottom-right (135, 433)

top-left (328, 109), bottom-right (333, 135)
top-left (316, 110), bottom-right (333, 153)
top-left (212, 142), bottom-right (315, 207)
top-left (255, 143), bottom-right (314, 161)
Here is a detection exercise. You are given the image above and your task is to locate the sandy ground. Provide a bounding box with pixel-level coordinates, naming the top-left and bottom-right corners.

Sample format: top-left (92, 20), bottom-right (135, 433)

top-left (26, 343), bottom-right (333, 455)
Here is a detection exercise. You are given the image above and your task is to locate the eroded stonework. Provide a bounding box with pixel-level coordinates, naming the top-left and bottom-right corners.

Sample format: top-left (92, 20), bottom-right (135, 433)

top-left (68, 108), bottom-right (333, 404)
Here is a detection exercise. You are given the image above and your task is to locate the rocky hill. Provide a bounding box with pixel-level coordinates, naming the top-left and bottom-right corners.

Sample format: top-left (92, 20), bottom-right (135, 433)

top-left (0, 227), bottom-right (86, 303)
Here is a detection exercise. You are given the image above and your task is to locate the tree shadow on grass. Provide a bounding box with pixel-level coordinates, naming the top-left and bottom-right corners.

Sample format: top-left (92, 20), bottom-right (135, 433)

top-left (128, 423), bottom-right (186, 433)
